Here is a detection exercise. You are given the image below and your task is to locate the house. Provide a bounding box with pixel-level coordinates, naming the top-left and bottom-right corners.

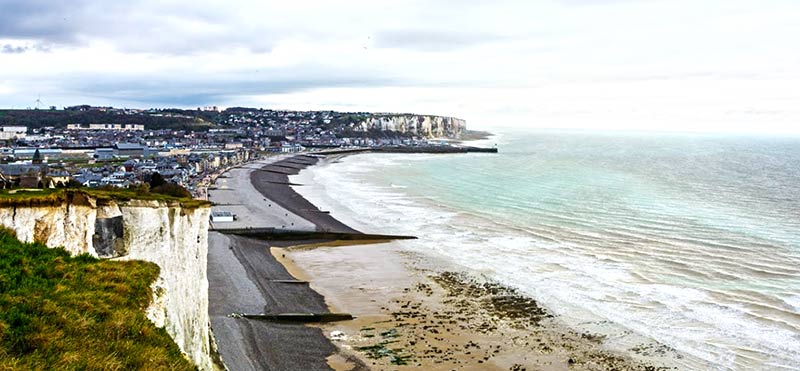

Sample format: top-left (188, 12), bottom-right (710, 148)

top-left (48, 170), bottom-right (71, 187)
top-left (224, 143), bottom-right (243, 150)
top-left (0, 164), bottom-right (47, 188)
top-left (0, 126), bottom-right (27, 141)
top-left (67, 123), bottom-right (144, 131)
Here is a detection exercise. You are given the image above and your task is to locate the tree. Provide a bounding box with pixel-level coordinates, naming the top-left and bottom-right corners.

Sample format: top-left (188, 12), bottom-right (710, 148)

top-left (32, 149), bottom-right (42, 164)
top-left (127, 182), bottom-right (150, 193)
top-left (151, 183), bottom-right (191, 198)
top-left (148, 172), bottom-right (166, 188)
top-left (66, 179), bottom-right (83, 188)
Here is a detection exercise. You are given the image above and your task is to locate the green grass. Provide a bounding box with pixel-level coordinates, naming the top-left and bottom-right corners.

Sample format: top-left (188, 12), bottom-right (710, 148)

top-left (80, 188), bottom-right (209, 209)
top-left (75, 160), bottom-right (127, 169)
top-left (54, 158), bottom-right (124, 168)
top-left (0, 188), bottom-right (210, 209)
top-left (0, 189), bottom-right (67, 208)
top-left (0, 228), bottom-right (196, 370)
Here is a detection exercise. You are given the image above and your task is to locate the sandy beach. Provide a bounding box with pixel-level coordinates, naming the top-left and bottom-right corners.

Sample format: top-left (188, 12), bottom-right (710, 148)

top-left (281, 238), bottom-right (673, 371)
top-left (208, 153), bottom-right (673, 371)
top-left (207, 155), bottom-right (367, 371)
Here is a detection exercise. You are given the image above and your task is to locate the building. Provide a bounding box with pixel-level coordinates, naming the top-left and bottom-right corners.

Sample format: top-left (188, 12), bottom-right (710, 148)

top-left (210, 211), bottom-right (234, 223)
top-left (0, 163), bottom-right (69, 188)
top-left (12, 148), bottom-right (62, 160)
top-left (48, 170), bottom-right (71, 186)
top-left (113, 143), bottom-right (150, 158)
top-left (94, 148), bottom-right (115, 160)
top-left (67, 124), bottom-right (145, 131)
top-left (0, 126), bottom-right (27, 140)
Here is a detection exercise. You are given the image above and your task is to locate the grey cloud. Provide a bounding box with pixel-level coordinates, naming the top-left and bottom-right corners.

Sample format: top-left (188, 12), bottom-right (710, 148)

top-left (1, 43), bottom-right (51, 53)
top-left (0, 0), bottom-right (280, 54)
top-left (0, 0), bottom-right (89, 43)
top-left (374, 30), bottom-right (508, 51)
top-left (1, 45), bottom-right (27, 54)
top-left (58, 65), bottom-right (398, 106)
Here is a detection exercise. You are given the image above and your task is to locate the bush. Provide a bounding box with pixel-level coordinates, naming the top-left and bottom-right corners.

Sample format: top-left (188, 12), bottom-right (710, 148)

top-left (148, 173), bottom-right (167, 188)
top-left (151, 183), bottom-right (192, 199)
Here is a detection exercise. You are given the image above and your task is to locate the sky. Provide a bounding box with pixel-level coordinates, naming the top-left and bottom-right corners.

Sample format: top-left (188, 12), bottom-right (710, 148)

top-left (1, 0), bottom-right (799, 133)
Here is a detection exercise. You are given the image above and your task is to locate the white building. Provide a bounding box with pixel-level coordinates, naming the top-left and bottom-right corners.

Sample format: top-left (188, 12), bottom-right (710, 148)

top-left (210, 211), bottom-right (234, 223)
top-left (67, 123), bottom-right (145, 131)
top-left (0, 126), bottom-right (27, 140)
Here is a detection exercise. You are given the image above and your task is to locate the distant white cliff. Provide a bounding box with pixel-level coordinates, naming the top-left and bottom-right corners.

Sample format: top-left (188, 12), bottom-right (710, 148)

top-left (0, 195), bottom-right (213, 371)
top-left (357, 115), bottom-right (466, 138)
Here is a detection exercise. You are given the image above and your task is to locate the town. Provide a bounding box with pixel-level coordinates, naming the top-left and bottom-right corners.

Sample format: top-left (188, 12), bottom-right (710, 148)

top-left (0, 106), bottom-right (480, 197)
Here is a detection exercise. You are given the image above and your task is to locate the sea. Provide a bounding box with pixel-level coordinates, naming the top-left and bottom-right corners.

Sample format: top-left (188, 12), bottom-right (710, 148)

top-left (291, 129), bottom-right (800, 370)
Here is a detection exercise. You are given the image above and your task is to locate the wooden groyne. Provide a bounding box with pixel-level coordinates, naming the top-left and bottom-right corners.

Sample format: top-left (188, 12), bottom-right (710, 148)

top-left (211, 227), bottom-right (417, 242)
top-left (231, 312), bottom-right (354, 323)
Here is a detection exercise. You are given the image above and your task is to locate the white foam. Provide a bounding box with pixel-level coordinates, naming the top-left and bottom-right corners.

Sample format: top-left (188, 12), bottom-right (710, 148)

top-left (784, 295), bottom-right (800, 312)
top-left (290, 153), bottom-right (800, 371)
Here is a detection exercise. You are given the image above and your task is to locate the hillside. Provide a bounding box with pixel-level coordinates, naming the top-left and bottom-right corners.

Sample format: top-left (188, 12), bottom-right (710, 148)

top-left (0, 228), bottom-right (195, 370)
top-left (0, 109), bottom-right (218, 131)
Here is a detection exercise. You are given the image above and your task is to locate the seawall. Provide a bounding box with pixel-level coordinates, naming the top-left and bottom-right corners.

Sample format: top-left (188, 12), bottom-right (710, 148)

top-left (0, 194), bottom-right (213, 371)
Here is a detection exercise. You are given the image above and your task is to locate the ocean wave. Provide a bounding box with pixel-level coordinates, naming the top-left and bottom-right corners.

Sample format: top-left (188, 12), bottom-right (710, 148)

top-left (291, 135), bottom-right (800, 370)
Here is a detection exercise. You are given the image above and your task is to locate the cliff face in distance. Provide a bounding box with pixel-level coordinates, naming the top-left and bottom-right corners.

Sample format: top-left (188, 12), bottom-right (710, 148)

top-left (357, 114), bottom-right (466, 138)
top-left (0, 197), bottom-right (213, 371)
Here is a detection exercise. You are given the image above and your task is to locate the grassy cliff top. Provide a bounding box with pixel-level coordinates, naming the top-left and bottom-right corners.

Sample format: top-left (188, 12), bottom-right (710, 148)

top-left (0, 228), bottom-right (196, 370)
top-left (0, 188), bottom-right (210, 209)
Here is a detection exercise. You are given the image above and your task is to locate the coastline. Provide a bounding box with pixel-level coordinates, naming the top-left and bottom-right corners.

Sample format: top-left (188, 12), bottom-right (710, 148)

top-left (248, 155), bottom-right (359, 234)
top-left (208, 149), bottom-right (673, 371)
top-left (278, 153), bottom-right (671, 370)
top-left (207, 156), bottom-right (368, 371)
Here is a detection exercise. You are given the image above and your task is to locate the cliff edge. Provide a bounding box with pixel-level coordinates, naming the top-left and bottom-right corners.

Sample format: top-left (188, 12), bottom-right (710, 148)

top-left (0, 190), bottom-right (213, 371)
top-left (357, 114), bottom-right (466, 138)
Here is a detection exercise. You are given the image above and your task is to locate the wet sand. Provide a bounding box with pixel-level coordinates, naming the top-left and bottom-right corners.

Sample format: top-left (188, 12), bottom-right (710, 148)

top-left (210, 153), bottom-right (675, 371)
top-left (281, 242), bottom-right (675, 371)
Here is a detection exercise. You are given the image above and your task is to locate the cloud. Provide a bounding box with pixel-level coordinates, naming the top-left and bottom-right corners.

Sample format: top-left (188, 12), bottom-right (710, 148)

top-left (53, 62), bottom-right (398, 106)
top-left (1, 45), bottom-right (27, 54)
top-left (0, 43), bottom-right (51, 54)
top-left (0, 0), bottom-right (89, 43)
top-left (0, 0), bottom-right (281, 54)
top-left (373, 30), bottom-right (508, 51)
top-left (1, 0), bottom-right (800, 132)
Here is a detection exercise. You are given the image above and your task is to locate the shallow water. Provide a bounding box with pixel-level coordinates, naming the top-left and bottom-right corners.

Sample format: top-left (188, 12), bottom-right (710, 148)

top-left (291, 129), bottom-right (800, 370)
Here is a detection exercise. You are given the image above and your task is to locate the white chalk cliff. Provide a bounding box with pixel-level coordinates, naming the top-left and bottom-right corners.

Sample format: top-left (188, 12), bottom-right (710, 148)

top-left (357, 115), bottom-right (466, 138)
top-left (0, 195), bottom-right (213, 371)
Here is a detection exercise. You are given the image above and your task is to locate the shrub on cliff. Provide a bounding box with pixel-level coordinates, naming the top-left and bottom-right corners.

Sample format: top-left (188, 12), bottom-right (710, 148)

top-left (151, 183), bottom-right (192, 199)
top-left (148, 172), bottom-right (167, 188)
top-left (0, 228), bottom-right (196, 370)
top-left (145, 173), bottom-right (193, 199)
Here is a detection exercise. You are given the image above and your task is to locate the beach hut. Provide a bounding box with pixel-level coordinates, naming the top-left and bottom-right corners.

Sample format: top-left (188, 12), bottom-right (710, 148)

top-left (210, 211), bottom-right (235, 223)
